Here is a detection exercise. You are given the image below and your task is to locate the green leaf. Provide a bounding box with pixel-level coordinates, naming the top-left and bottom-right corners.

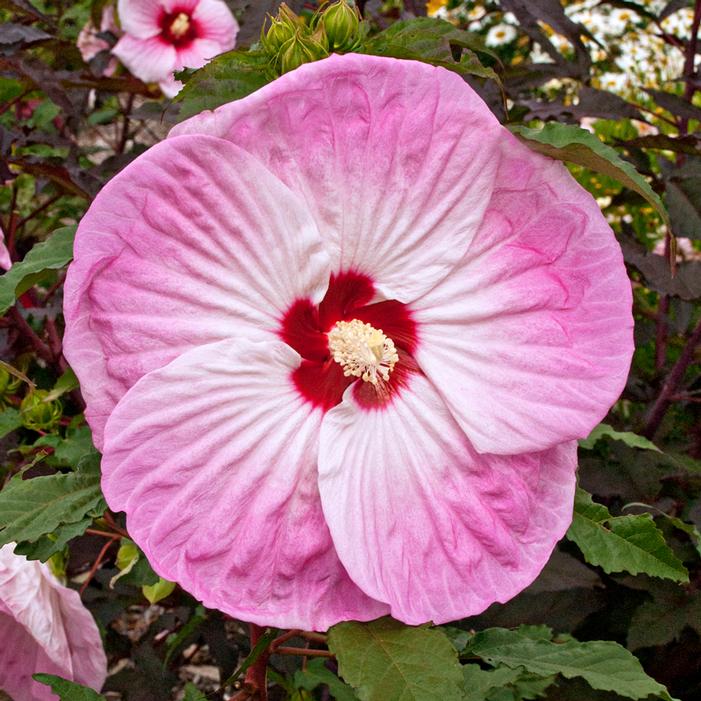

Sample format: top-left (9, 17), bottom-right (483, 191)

top-left (0, 406), bottom-right (22, 439)
top-left (43, 367), bottom-right (79, 402)
top-left (33, 674), bottom-right (105, 701)
top-left (52, 426), bottom-right (96, 468)
top-left (580, 423), bottom-right (661, 452)
top-left (294, 657), bottom-right (359, 701)
top-left (566, 488), bottom-right (688, 582)
top-left (510, 123), bottom-right (669, 230)
top-left (182, 683), bottom-right (208, 701)
top-left (142, 577), bottom-right (176, 604)
top-left (13, 516), bottom-right (92, 561)
top-left (0, 452), bottom-right (106, 546)
top-left (328, 617), bottom-right (464, 701)
top-left (111, 539), bottom-right (159, 588)
top-left (0, 226), bottom-right (76, 314)
top-left (462, 665), bottom-right (521, 701)
top-left (466, 628), bottom-right (676, 700)
top-left (363, 18), bottom-right (500, 84)
top-left (176, 49), bottom-right (272, 119)
top-left (221, 628), bottom-right (279, 687)
top-left (628, 583), bottom-right (701, 650)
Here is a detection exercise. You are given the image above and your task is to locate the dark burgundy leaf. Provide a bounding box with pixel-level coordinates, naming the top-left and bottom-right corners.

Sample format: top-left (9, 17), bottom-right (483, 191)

top-left (623, 239), bottom-right (701, 298)
top-left (0, 23), bottom-right (51, 51)
top-left (646, 88), bottom-right (701, 124)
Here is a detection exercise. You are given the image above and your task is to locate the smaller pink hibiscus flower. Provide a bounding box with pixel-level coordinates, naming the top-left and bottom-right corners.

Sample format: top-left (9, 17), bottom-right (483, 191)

top-left (77, 5), bottom-right (120, 76)
top-left (113, 0), bottom-right (239, 97)
top-left (0, 544), bottom-right (107, 701)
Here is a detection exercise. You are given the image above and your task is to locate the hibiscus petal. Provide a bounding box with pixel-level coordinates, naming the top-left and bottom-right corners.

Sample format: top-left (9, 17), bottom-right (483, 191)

top-left (159, 72), bottom-right (183, 98)
top-left (102, 338), bottom-right (389, 630)
top-left (162, 0), bottom-right (199, 12)
top-left (175, 37), bottom-right (224, 70)
top-left (412, 134), bottom-right (634, 454)
top-left (116, 0), bottom-right (162, 39)
top-left (0, 544), bottom-right (107, 699)
top-left (170, 53), bottom-right (502, 302)
top-left (63, 134), bottom-right (329, 449)
top-left (192, 0), bottom-right (239, 48)
top-left (112, 34), bottom-right (177, 83)
top-left (318, 373), bottom-right (577, 625)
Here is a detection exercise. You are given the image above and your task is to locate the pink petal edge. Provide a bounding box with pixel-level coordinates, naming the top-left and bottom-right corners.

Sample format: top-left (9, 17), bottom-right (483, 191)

top-left (63, 134), bottom-right (330, 449)
top-left (412, 132), bottom-right (634, 454)
top-left (101, 338), bottom-right (389, 630)
top-left (318, 372), bottom-right (577, 625)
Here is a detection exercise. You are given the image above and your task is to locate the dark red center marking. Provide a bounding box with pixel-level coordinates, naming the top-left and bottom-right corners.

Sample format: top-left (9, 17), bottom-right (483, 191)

top-left (279, 271), bottom-right (419, 411)
top-left (159, 9), bottom-right (199, 47)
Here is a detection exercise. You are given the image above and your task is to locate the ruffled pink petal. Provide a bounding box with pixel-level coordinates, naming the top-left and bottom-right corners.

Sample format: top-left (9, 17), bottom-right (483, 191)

top-left (411, 133), bottom-right (634, 455)
top-left (116, 0), bottom-right (162, 39)
top-left (102, 338), bottom-right (389, 631)
top-left (318, 373), bottom-right (577, 625)
top-left (170, 53), bottom-right (502, 303)
top-left (174, 37), bottom-right (224, 70)
top-left (112, 34), bottom-right (176, 83)
top-left (192, 0), bottom-right (238, 48)
top-left (63, 134), bottom-right (329, 450)
top-left (0, 544), bottom-right (107, 700)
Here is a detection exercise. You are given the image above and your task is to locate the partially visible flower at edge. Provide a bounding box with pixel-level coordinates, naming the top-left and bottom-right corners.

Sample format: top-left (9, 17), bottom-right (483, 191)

top-left (0, 543), bottom-right (106, 701)
top-left (63, 54), bottom-right (634, 631)
top-left (0, 225), bottom-right (11, 272)
top-left (77, 4), bottom-right (120, 77)
top-left (112, 0), bottom-right (239, 98)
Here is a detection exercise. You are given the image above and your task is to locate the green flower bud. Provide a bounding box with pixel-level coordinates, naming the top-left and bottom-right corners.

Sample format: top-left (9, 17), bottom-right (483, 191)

top-left (261, 14), bottom-right (297, 54)
top-left (321, 0), bottom-right (361, 51)
top-left (279, 30), bottom-right (329, 74)
top-left (20, 390), bottom-right (62, 432)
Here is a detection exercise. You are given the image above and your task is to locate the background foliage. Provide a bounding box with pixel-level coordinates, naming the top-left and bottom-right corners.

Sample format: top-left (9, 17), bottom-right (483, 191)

top-left (1, 0), bottom-right (701, 699)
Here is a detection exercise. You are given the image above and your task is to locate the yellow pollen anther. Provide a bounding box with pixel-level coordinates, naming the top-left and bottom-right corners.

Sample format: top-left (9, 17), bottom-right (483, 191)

top-left (170, 12), bottom-right (190, 38)
top-left (328, 319), bottom-right (399, 386)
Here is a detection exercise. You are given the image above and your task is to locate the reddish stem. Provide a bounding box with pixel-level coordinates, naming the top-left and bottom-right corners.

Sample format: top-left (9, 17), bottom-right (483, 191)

top-left (103, 511), bottom-right (130, 538)
top-left (275, 647), bottom-right (335, 658)
top-left (79, 537), bottom-right (115, 594)
top-left (85, 529), bottom-right (122, 539)
top-left (7, 306), bottom-right (54, 364)
top-left (242, 623), bottom-right (270, 701)
top-left (644, 316), bottom-right (701, 438)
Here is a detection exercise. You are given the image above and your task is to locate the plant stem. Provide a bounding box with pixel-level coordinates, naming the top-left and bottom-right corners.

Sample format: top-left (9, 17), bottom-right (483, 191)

top-left (242, 624), bottom-right (270, 701)
top-left (275, 646), bottom-right (335, 658)
top-left (644, 316), bottom-right (701, 438)
top-left (8, 306), bottom-right (54, 364)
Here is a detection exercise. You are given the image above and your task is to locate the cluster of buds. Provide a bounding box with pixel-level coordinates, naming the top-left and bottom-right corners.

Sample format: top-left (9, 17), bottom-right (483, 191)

top-left (261, 0), bottom-right (364, 75)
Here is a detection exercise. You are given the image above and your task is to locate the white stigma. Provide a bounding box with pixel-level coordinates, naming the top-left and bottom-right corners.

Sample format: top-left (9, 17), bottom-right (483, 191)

top-left (328, 319), bottom-right (399, 386)
top-left (170, 12), bottom-right (190, 38)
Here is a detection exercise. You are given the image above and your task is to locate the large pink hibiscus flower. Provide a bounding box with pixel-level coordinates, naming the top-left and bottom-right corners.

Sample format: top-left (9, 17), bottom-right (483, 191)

top-left (0, 544), bottom-right (107, 701)
top-left (112, 0), bottom-right (238, 97)
top-left (63, 54), bottom-right (633, 630)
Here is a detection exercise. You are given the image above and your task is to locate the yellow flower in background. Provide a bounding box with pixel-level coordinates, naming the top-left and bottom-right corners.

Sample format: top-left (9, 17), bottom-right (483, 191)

top-left (426, 0), bottom-right (448, 16)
